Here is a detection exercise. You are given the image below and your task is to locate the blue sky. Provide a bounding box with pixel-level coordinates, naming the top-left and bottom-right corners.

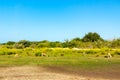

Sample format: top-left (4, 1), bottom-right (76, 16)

top-left (0, 0), bottom-right (120, 42)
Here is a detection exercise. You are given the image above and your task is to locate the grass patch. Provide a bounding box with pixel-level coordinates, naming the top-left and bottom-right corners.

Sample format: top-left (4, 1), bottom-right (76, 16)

top-left (0, 48), bottom-right (120, 79)
top-left (0, 55), bottom-right (120, 68)
top-left (0, 54), bottom-right (120, 79)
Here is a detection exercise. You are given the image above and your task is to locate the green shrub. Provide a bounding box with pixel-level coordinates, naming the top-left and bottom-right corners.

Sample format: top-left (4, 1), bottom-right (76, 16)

top-left (104, 55), bottom-right (109, 58)
top-left (85, 50), bottom-right (97, 54)
top-left (0, 51), bottom-right (5, 55)
top-left (111, 54), bottom-right (114, 57)
top-left (100, 50), bottom-right (106, 55)
top-left (6, 51), bottom-right (15, 55)
top-left (35, 51), bottom-right (42, 56)
top-left (114, 50), bottom-right (120, 55)
top-left (60, 53), bottom-right (64, 56)
top-left (95, 54), bottom-right (100, 57)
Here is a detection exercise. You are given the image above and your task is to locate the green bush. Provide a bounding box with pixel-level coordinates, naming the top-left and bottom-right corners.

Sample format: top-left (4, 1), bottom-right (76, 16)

top-left (60, 53), bottom-right (64, 56)
top-left (100, 49), bottom-right (106, 55)
top-left (6, 51), bottom-right (15, 55)
top-left (35, 51), bottom-right (42, 56)
top-left (0, 51), bottom-right (5, 55)
top-left (114, 50), bottom-right (120, 55)
top-left (85, 49), bottom-right (98, 54)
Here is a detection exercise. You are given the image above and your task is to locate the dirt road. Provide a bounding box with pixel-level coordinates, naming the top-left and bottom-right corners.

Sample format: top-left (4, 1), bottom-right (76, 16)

top-left (0, 66), bottom-right (117, 80)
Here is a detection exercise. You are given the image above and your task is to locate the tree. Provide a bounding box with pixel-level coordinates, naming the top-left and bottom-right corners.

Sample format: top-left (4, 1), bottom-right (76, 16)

top-left (50, 41), bottom-right (62, 48)
top-left (5, 41), bottom-right (16, 49)
top-left (111, 38), bottom-right (120, 48)
top-left (14, 40), bottom-right (31, 49)
top-left (37, 40), bottom-right (50, 48)
top-left (6, 41), bottom-right (16, 45)
top-left (62, 39), bottom-right (70, 48)
top-left (82, 32), bottom-right (103, 42)
top-left (71, 37), bottom-right (81, 42)
top-left (69, 38), bottom-right (82, 48)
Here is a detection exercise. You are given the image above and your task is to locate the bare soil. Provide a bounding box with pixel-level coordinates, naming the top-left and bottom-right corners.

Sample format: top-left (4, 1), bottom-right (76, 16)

top-left (0, 66), bottom-right (119, 80)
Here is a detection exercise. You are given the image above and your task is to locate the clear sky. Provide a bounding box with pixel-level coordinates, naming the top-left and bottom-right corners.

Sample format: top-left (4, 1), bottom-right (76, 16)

top-left (0, 0), bottom-right (120, 42)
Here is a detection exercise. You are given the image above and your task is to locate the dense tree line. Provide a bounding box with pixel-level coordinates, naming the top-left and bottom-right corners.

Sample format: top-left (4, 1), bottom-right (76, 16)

top-left (1, 32), bottom-right (120, 49)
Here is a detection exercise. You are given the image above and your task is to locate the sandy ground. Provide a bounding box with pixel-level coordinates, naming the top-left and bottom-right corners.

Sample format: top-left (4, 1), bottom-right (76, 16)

top-left (0, 66), bottom-right (118, 80)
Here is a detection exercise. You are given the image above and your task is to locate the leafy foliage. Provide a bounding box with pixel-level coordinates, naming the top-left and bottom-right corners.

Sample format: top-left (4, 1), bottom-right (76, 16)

top-left (82, 32), bottom-right (103, 42)
top-left (111, 39), bottom-right (120, 48)
top-left (0, 32), bottom-right (120, 48)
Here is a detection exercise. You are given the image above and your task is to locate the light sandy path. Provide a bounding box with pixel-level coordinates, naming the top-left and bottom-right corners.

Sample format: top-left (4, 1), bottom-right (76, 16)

top-left (0, 66), bottom-right (115, 80)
